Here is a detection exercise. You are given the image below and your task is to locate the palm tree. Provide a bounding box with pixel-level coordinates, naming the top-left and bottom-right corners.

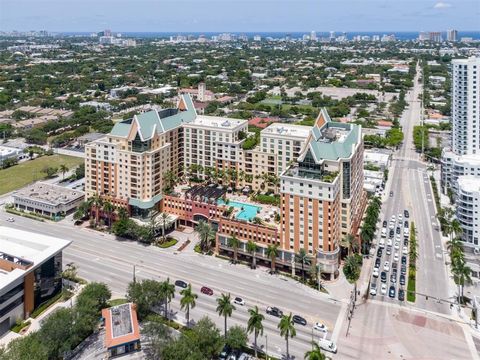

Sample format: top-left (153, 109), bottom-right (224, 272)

top-left (343, 255), bottom-right (361, 301)
top-left (247, 306), bottom-right (264, 358)
top-left (216, 293), bottom-right (236, 338)
top-left (102, 201), bottom-right (115, 229)
top-left (160, 212), bottom-right (169, 243)
top-left (88, 194), bottom-right (103, 226)
top-left (246, 240), bottom-right (258, 269)
top-left (180, 284), bottom-right (197, 327)
top-left (74, 201), bottom-right (90, 221)
top-left (304, 343), bottom-right (326, 360)
top-left (59, 164), bottom-right (69, 180)
top-left (229, 235), bottom-right (241, 264)
top-left (195, 220), bottom-right (216, 252)
top-left (278, 313), bottom-right (296, 359)
top-left (452, 260), bottom-right (472, 304)
top-left (451, 219), bottom-right (463, 241)
top-left (295, 248), bottom-right (310, 283)
top-left (117, 207), bottom-right (128, 221)
top-left (447, 237), bottom-right (463, 259)
top-left (341, 233), bottom-right (356, 256)
top-left (266, 244), bottom-right (279, 274)
top-left (160, 278), bottom-right (175, 319)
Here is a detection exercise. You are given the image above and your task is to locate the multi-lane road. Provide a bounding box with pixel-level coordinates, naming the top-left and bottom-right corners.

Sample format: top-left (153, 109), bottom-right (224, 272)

top-left (0, 211), bottom-right (342, 359)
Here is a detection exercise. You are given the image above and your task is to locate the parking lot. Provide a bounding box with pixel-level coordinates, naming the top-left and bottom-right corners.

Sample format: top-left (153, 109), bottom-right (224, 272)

top-left (370, 207), bottom-right (411, 303)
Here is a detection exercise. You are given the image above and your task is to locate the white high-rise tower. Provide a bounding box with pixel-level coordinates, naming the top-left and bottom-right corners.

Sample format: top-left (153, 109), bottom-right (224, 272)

top-left (452, 57), bottom-right (480, 155)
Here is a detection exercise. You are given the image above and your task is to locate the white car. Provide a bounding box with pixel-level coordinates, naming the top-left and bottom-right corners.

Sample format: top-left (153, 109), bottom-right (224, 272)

top-left (234, 297), bottom-right (245, 306)
top-left (313, 322), bottom-right (328, 333)
top-left (398, 214), bottom-right (403, 221)
top-left (6, 217), bottom-right (14, 222)
top-left (386, 239), bottom-right (393, 247)
top-left (389, 222), bottom-right (395, 230)
top-left (402, 246), bottom-right (408, 255)
top-left (379, 238), bottom-right (385, 248)
top-left (391, 215), bottom-right (396, 222)
top-left (383, 261), bottom-right (390, 272)
top-left (394, 252), bottom-right (399, 262)
top-left (394, 241), bottom-right (400, 250)
top-left (372, 268), bottom-right (379, 278)
top-left (370, 283), bottom-right (377, 296)
top-left (381, 283), bottom-right (387, 295)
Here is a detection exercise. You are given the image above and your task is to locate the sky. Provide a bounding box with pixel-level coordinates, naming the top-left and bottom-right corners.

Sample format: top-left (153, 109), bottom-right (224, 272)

top-left (0, 0), bottom-right (479, 33)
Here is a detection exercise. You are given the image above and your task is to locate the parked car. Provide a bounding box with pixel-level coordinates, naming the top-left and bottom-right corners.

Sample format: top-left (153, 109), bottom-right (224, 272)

top-left (266, 306), bottom-right (283, 317)
top-left (383, 261), bottom-right (390, 272)
top-left (293, 315), bottom-right (307, 326)
top-left (404, 210), bottom-right (409, 218)
top-left (390, 191), bottom-right (394, 197)
top-left (401, 256), bottom-right (407, 265)
top-left (375, 258), bottom-right (381, 268)
top-left (6, 217), bottom-right (14, 222)
top-left (382, 220), bottom-right (388, 228)
top-left (400, 274), bottom-right (406, 285)
top-left (234, 297), bottom-right (245, 306)
top-left (313, 322), bottom-right (328, 333)
top-left (318, 338), bottom-right (337, 353)
top-left (175, 280), bottom-right (188, 288)
top-left (370, 283), bottom-right (377, 296)
top-left (377, 248), bottom-right (383, 258)
top-left (398, 289), bottom-right (405, 301)
top-left (401, 265), bottom-right (407, 275)
top-left (402, 246), bottom-right (408, 255)
top-left (381, 271), bottom-right (387, 283)
top-left (201, 286), bottom-right (213, 296)
top-left (389, 286), bottom-right (396, 298)
top-left (381, 283), bottom-right (387, 295)
top-left (386, 246), bottom-right (392, 255)
top-left (373, 268), bottom-right (379, 278)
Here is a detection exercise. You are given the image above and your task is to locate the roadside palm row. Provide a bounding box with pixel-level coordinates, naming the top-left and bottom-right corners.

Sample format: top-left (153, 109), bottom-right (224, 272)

top-left (127, 278), bottom-right (326, 359)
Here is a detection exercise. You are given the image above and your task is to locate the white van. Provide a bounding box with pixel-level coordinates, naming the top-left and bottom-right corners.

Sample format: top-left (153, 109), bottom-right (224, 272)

top-left (379, 238), bottom-right (385, 248)
top-left (381, 228), bottom-right (387, 238)
top-left (318, 338), bottom-right (337, 353)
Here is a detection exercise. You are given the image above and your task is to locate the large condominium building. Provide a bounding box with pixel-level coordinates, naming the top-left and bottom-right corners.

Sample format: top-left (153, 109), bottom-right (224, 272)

top-left (85, 95), bottom-right (196, 216)
top-left (0, 227), bottom-right (70, 335)
top-left (456, 176), bottom-right (480, 247)
top-left (279, 110), bottom-right (365, 278)
top-left (183, 116), bottom-right (248, 178)
top-left (259, 123), bottom-right (310, 176)
top-left (447, 29), bottom-right (458, 42)
top-left (451, 57), bottom-right (480, 156)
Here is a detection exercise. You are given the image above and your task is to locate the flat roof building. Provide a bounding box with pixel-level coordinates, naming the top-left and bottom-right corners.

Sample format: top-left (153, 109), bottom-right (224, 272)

top-left (13, 182), bottom-right (85, 219)
top-left (0, 227), bottom-right (71, 335)
top-left (102, 303), bottom-right (141, 358)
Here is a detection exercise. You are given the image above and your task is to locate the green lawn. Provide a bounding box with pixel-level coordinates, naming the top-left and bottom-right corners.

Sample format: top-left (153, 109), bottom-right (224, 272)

top-left (0, 155), bottom-right (84, 195)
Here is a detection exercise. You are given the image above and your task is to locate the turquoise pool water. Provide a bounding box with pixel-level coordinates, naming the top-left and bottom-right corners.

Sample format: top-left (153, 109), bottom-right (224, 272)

top-left (217, 199), bottom-right (262, 221)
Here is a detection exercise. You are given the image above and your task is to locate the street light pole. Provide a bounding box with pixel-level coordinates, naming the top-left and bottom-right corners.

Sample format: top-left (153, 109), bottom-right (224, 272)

top-left (265, 335), bottom-right (268, 360)
top-left (133, 264), bottom-right (136, 284)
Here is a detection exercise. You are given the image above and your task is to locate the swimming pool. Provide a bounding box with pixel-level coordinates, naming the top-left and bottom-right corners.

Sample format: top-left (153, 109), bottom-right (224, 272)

top-left (217, 199), bottom-right (262, 221)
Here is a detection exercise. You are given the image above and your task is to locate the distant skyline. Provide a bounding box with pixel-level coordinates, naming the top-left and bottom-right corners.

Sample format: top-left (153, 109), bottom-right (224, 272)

top-left (1, 0), bottom-right (479, 33)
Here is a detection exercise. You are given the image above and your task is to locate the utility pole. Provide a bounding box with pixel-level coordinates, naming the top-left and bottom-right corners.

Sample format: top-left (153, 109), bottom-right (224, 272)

top-left (420, 66), bottom-right (425, 160)
top-left (133, 264), bottom-right (136, 284)
top-left (265, 335), bottom-right (268, 360)
top-left (345, 289), bottom-right (355, 337)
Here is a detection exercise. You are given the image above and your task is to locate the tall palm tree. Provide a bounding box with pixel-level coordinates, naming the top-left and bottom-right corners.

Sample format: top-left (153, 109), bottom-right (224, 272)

top-left (88, 194), bottom-right (103, 226)
top-left (216, 293), bottom-right (236, 338)
top-left (247, 306), bottom-right (264, 358)
top-left (304, 343), bottom-right (326, 360)
top-left (102, 201), bottom-right (115, 229)
top-left (59, 164), bottom-right (69, 180)
top-left (278, 313), bottom-right (296, 359)
top-left (266, 244), bottom-right (279, 274)
top-left (295, 248), bottom-right (310, 283)
top-left (195, 220), bottom-right (216, 252)
top-left (341, 233), bottom-right (355, 256)
top-left (160, 278), bottom-right (175, 319)
top-left (452, 260), bottom-right (472, 304)
top-left (343, 255), bottom-right (361, 301)
top-left (246, 240), bottom-right (258, 269)
top-left (229, 235), bottom-right (241, 264)
top-left (180, 284), bottom-right (197, 327)
top-left (451, 219), bottom-right (463, 241)
top-left (447, 237), bottom-right (463, 259)
top-left (160, 212), bottom-right (169, 243)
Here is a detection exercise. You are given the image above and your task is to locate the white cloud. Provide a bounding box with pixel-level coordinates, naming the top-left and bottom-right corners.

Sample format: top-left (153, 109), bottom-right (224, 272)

top-left (433, 2), bottom-right (452, 9)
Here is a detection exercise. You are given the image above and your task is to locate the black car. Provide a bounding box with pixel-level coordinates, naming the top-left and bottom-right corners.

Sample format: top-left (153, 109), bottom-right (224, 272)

top-left (381, 271), bottom-right (387, 283)
top-left (377, 248), bottom-right (383, 258)
top-left (404, 239), bottom-right (409, 247)
top-left (390, 274), bottom-right (396, 284)
top-left (389, 229), bottom-right (394, 238)
top-left (398, 289), bottom-right (405, 301)
top-left (401, 265), bottom-right (407, 275)
top-left (404, 220), bottom-right (409, 228)
top-left (400, 274), bottom-right (406, 285)
top-left (375, 258), bottom-right (381, 268)
top-left (292, 315), bottom-right (307, 326)
top-left (383, 220), bottom-right (388, 228)
top-left (401, 256), bottom-right (407, 265)
top-left (175, 280), bottom-right (188, 288)
top-left (389, 286), bottom-right (396, 298)
top-left (396, 227), bottom-right (401, 234)
top-left (266, 306), bottom-right (283, 317)
top-left (404, 210), bottom-right (409, 218)
top-left (392, 262), bottom-right (398, 270)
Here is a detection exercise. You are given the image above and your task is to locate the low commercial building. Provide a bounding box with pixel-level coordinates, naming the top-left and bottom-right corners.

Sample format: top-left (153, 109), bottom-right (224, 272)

top-left (0, 227), bottom-right (71, 335)
top-left (0, 146), bottom-right (22, 166)
top-left (102, 303), bottom-right (141, 358)
top-left (12, 182), bottom-right (84, 218)
top-left (364, 149), bottom-right (392, 170)
top-left (456, 176), bottom-right (480, 248)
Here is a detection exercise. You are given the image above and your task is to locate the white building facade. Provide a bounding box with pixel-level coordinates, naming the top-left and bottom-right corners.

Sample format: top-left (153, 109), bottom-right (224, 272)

top-left (456, 176), bottom-right (480, 247)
